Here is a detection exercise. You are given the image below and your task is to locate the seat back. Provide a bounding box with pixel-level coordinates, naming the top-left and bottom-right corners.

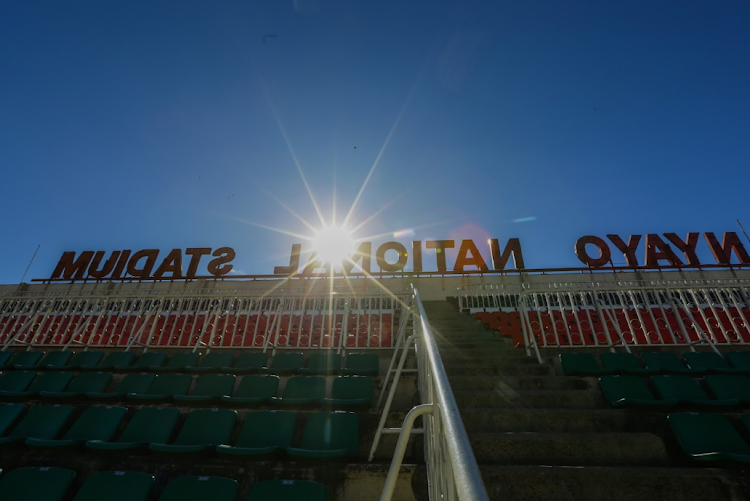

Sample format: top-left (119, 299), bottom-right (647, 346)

top-left (37, 350), bottom-right (74, 368)
top-left (248, 480), bottom-right (327, 501)
top-left (331, 376), bottom-right (373, 401)
top-left (165, 352), bottom-right (200, 369)
top-left (148, 374), bottom-right (192, 396)
top-left (234, 375), bottom-right (279, 399)
top-left (652, 375), bottom-right (710, 401)
top-left (69, 351), bottom-right (104, 368)
top-left (134, 352), bottom-right (167, 369)
top-left (599, 375), bottom-right (658, 404)
top-left (725, 351), bottom-right (750, 370)
top-left (0, 403), bottom-right (25, 436)
top-left (10, 351), bottom-right (44, 368)
top-left (268, 352), bottom-right (304, 372)
top-left (7, 404), bottom-right (75, 440)
top-left (233, 352), bottom-right (267, 370)
top-left (173, 409), bottom-right (237, 447)
top-left (63, 406), bottom-right (127, 442)
top-left (282, 376), bottom-right (325, 400)
top-left (72, 470), bottom-right (153, 501)
top-left (343, 353), bottom-right (379, 374)
top-left (600, 352), bottom-right (644, 371)
top-left (117, 407), bottom-right (180, 445)
top-left (27, 372), bottom-right (75, 393)
top-left (197, 352), bottom-right (232, 369)
top-left (0, 467), bottom-right (76, 501)
top-left (190, 374), bottom-right (235, 397)
top-left (115, 373), bottom-right (156, 394)
top-left (66, 372), bottom-right (113, 394)
top-left (236, 410), bottom-right (296, 449)
top-left (299, 411), bottom-right (359, 453)
top-left (704, 375), bottom-right (750, 401)
top-left (668, 412), bottom-right (750, 456)
top-left (158, 476), bottom-right (238, 501)
top-left (305, 353), bottom-right (341, 373)
top-left (102, 351), bottom-right (135, 368)
top-left (0, 371), bottom-right (37, 392)
top-left (641, 352), bottom-right (689, 372)
top-left (683, 352), bottom-right (729, 370)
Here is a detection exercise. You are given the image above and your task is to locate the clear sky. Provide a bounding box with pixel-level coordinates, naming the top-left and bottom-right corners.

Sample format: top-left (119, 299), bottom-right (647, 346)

top-left (1, 1), bottom-right (750, 283)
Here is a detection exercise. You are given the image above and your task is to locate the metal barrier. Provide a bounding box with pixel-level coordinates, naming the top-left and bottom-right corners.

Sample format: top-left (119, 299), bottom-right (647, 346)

top-left (378, 286), bottom-right (489, 501)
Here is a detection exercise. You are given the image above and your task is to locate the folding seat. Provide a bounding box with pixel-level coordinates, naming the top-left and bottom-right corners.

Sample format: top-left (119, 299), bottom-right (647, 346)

top-left (157, 476), bottom-right (238, 501)
top-left (150, 408), bottom-right (237, 453)
top-left (599, 375), bottom-right (677, 408)
top-left (0, 350), bottom-right (15, 368)
top-left (53, 350), bottom-right (104, 370)
top-left (725, 351), bottom-right (750, 372)
top-left (26, 405), bottom-right (127, 448)
top-left (0, 466), bottom-right (76, 501)
top-left (0, 404), bottom-right (75, 444)
top-left (87, 351), bottom-right (136, 371)
top-left (668, 412), bottom-right (750, 463)
top-left (341, 353), bottom-right (379, 375)
top-left (287, 411), bottom-right (359, 458)
top-left (683, 352), bottom-right (746, 374)
top-left (216, 410), bottom-right (296, 457)
top-left (324, 376), bottom-right (373, 408)
top-left (174, 374), bottom-right (235, 403)
top-left (220, 374), bottom-right (279, 405)
top-left (0, 371), bottom-right (37, 397)
top-left (40, 372), bottom-right (112, 399)
top-left (641, 352), bottom-right (702, 375)
top-left (651, 375), bottom-right (738, 407)
top-left (189, 352), bottom-right (233, 373)
top-left (704, 375), bottom-right (750, 405)
top-left (86, 407), bottom-right (180, 451)
top-left (72, 470), bottom-right (154, 501)
top-left (9, 372), bottom-right (75, 398)
top-left (224, 352), bottom-right (267, 373)
top-left (9, 350), bottom-right (44, 369)
top-left (33, 350), bottom-right (75, 369)
top-left (272, 376), bottom-right (325, 406)
top-left (302, 352), bottom-right (341, 375)
top-left (127, 373), bottom-right (192, 401)
top-left (600, 353), bottom-right (658, 375)
top-left (559, 353), bottom-right (613, 376)
top-left (248, 479), bottom-right (328, 501)
top-left (0, 403), bottom-right (25, 435)
top-left (87, 373), bottom-right (155, 400)
top-left (123, 351), bottom-right (167, 371)
top-left (158, 352), bottom-right (201, 372)
top-left (262, 352), bottom-right (305, 374)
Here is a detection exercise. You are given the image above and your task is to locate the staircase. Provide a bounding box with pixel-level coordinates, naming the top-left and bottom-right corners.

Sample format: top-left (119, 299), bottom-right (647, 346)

top-left (420, 300), bottom-right (750, 501)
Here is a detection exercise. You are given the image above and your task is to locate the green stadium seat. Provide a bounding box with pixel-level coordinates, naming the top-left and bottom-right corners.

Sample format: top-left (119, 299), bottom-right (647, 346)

top-left (271, 376), bottom-right (325, 406)
top-left (126, 351), bottom-right (167, 371)
top-left (287, 411), bottom-right (359, 458)
top-left (0, 371), bottom-right (37, 397)
top-left (0, 466), bottom-right (76, 501)
top-left (189, 352), bottom-right (233, 373)
top-left (40, 372), bottom-right (112, 399)
top-left (86, 407), bottom-right (180, 451)
top-left (704, 375), bottom-right (750, 405)
top-left (668, 412), bottom-right (750, 463)
top-left (0, 403), bottom-right (25, 436)
top-left (261, 352), bottom-right (304, 374)
top-left (248, 479), bottom-right (328, 501)
top-left (741, 414), bottom-right (750, 435)
top-left (599, 375), bottom-right (677, 408)
top-left (641, 352), bottom-right (702, 375)
top-left (34, 350), bottom-right (74, 369)
top-left (174, 374), bottom-right (235, 403)
top-left (127, 373), bottom-right (192, 401)
top-left (93, 351), bottom-right (136, 371)
top-left (341, 353), bottom-right (379, 375)
top-left (224, 352), bottom-right (267, 373)
top-left (0, 404), bottom-right (75, 445)
top-left (72, 471), bottom-right (154, 501)
top-left (220, 375), bottom-right (279, 405)
top-left (600, 352), bottom-right (658, 375)
top-left (56, 350), bottom-right (104, 370)
top-left (149, 408), bottom-right (237, 454)
top-left (17, 372), bottom-right (75, 398)
top-left (560, 353), bottom-right (613, 376)
top-left (725, 351), bottom-right (750, 372)
top-left (87, 373), bottom-right (155, 400)
top-left (683, 352), bottom-right (744, 374)
top-left (158, 352), bottom-right (201, 372)
top-left (157, 476), bottom-right (238, 501)
top-left (323, 376), bottom-right (373, 408)
top-left (0, 350), bottom-right (15, 368)
top-left (216, 410), bottom-right (296, 457)
top-left (10, 351), bottom-right (44, 369)
top-left (26, 405), bottom-right (127, 448)
top-left (652, 375), bottom-right (738, 407)
top-left (302, 353), bottom-right (341, 374)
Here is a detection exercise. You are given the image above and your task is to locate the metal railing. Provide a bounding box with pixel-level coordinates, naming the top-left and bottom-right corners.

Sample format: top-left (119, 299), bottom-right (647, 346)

top-left (379, 286), bottom-right (489, 501)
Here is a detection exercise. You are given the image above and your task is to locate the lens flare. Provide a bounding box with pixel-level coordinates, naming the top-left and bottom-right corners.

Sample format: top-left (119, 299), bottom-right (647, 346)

top-left (312, 226), bottom-right (354, 267)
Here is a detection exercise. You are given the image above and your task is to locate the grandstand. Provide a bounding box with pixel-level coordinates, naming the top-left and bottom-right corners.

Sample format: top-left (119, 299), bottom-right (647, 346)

top-left (1, 266), bottom-right (750, 500)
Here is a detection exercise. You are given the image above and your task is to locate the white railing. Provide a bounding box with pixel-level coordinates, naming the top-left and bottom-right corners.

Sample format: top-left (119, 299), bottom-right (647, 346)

top-left (379, 286), bottom-right (489, 501)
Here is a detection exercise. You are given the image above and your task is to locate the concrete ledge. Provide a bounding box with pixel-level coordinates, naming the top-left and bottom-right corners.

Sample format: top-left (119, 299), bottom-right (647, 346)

top-left (455, 389), bottom-right (600, 408)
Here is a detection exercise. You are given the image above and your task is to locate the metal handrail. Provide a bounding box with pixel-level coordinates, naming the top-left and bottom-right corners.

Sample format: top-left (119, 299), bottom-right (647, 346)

top-left (380, 286), bottom-right (489, 501)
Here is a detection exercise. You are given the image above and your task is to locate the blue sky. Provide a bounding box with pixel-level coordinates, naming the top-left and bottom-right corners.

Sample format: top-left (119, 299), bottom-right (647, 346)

top-left (1, 1), bottom-right (749, 282)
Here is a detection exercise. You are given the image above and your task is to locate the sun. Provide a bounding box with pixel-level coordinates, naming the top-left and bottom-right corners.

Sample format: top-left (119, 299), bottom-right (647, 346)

top-left (311, 225), bottom-right (354, 267)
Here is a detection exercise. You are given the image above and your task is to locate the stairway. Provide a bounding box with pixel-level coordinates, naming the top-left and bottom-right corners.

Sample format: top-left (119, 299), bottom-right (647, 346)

top-left (420, 300), bottom-right (750, 501)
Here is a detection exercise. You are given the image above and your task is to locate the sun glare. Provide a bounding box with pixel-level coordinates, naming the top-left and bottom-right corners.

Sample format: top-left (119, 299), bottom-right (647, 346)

top-left (312, 225), bottom-right (354, 266)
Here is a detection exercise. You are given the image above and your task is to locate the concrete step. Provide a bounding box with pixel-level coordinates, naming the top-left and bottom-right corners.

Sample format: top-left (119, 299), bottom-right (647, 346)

top-left (455, 389), bottom-right (600, 408)
top-left (471, 465), bottom-right (750, 501)
top-left (458, 408), bottom-right (665, 433)
top-left (448, 375), bottom-right (591, 391)
top-left (468, 432), bottom-right (669, 466)
top-left (446, 364), bottom-right (555, 376)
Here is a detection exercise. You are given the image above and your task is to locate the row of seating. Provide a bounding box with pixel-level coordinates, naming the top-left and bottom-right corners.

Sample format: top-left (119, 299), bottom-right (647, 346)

top-left (0, 373), bottom-right (373, 406)
top-left (599, 375), bottom-right (750, 407)
top-left (0, 404), bottom-right (359, 458)
top-left (0, 350), bottom-right (379, 375)
top-left (0, 467), bottom-right (328, 501)
top-left (560, 351), bottom-right (750, 376)
top-left (669, 412), bottom-right (750, 464)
